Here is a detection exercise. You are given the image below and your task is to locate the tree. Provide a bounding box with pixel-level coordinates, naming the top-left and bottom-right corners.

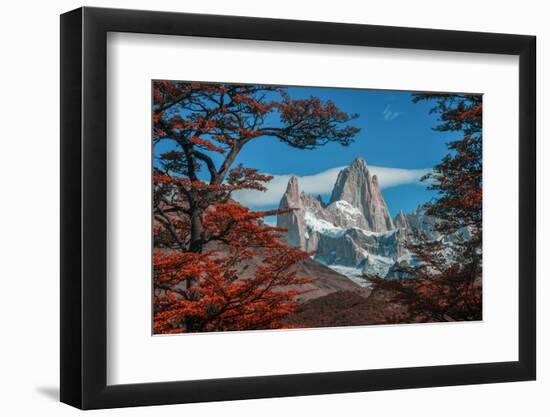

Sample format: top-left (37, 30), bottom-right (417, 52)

top-left (370, 93), bottom-right (482, 322)
top-left (153, 81), bottom-right (359, 253)
top-left (153, 202), bottom-right (314, 333)
top-left (152, 81), bottom-right (360, 333)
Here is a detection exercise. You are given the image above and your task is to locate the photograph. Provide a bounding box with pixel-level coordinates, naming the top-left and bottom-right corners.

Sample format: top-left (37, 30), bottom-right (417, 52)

top-left (0, 0), bottom-right (542, 413)
top-left (152, 81), bottom-right (483, 334)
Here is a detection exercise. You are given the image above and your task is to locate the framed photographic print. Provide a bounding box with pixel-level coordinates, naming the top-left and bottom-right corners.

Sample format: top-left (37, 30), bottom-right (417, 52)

top-left (60, 6), bottom-right (536, 409)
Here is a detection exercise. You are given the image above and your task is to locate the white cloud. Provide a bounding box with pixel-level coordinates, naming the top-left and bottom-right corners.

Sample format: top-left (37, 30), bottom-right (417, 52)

top-left (383, 105), bottom-right (404, 121)
top-left (232, 164), bottom-right (431, 208)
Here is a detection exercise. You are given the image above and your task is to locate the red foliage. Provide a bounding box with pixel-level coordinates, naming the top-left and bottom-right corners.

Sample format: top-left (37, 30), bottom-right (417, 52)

top-left (153, 204), bottom-right (313, 333)
top-left (370, 94), bottom-right (483, 322)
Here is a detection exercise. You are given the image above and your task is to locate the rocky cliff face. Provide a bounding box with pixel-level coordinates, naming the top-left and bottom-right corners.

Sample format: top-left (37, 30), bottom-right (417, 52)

top-left (277, 157), bottom-right (436, 283)
top-left (277, 176), bottom-right (307, 248)
top-left (401, 205), bottom-right (439, 239)
top-left (330, 157), bottom-right (394, 232)
top-left (394, 210), bottom-right (410, 230)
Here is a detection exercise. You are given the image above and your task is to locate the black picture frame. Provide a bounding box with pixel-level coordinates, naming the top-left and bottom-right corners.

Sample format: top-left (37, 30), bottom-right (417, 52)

top-left (60, 6), bottom-right (536, 410)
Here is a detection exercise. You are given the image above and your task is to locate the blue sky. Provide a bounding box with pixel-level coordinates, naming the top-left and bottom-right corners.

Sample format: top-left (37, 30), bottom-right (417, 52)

top-left (230, 87), bottom-right (460, 217)
top-left (155, 85), bottom-right (462, 218)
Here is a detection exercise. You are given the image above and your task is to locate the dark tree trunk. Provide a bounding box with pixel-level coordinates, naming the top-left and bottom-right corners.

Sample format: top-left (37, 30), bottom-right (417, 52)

top-left (189, 206), bottom-right (204, 253)
top-left (184, 204), bottom-right (203, 331)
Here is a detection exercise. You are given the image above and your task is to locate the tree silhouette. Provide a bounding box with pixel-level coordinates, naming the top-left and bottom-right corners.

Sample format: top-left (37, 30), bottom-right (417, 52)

top-left (152, 81), bottom-right (360, 333)
top-left (370, 93), bottom-right (482, 322)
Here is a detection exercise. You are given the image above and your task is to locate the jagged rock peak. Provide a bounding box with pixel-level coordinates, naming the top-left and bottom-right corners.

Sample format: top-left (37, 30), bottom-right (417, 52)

top-left (276, 171), bottom-right (412, 278)
top-left (329, 157), bottom-right (394, 232)
top-left (277, 176), bottom-right (306, 248)
top-left (394, 210), bottom-right (410, 230)
top-left (286, 175), bottom-right (300, 197)
top-left (351, 156), bottom-right (368, 168)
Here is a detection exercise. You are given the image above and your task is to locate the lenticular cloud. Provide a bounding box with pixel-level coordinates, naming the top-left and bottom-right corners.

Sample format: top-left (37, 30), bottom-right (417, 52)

top-left (232, 165), bottom-right (431, 207)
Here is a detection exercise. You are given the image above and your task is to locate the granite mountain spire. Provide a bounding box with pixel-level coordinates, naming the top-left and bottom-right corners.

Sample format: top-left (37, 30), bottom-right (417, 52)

top-left (276, 157), bottom-right (433, 282)
top-left (329, 157), bottom-right (394, 232)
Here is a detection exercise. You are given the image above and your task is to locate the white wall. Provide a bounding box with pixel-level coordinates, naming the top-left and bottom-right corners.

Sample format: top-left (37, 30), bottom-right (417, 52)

top-left (0, 0), bottom-right (546, 415)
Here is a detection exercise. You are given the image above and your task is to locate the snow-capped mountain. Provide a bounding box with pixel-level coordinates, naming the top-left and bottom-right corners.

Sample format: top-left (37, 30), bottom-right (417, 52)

top-left (277, 157), bottom-right (436, 284)
top-left (330, 157), bottom-right (394, 232)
